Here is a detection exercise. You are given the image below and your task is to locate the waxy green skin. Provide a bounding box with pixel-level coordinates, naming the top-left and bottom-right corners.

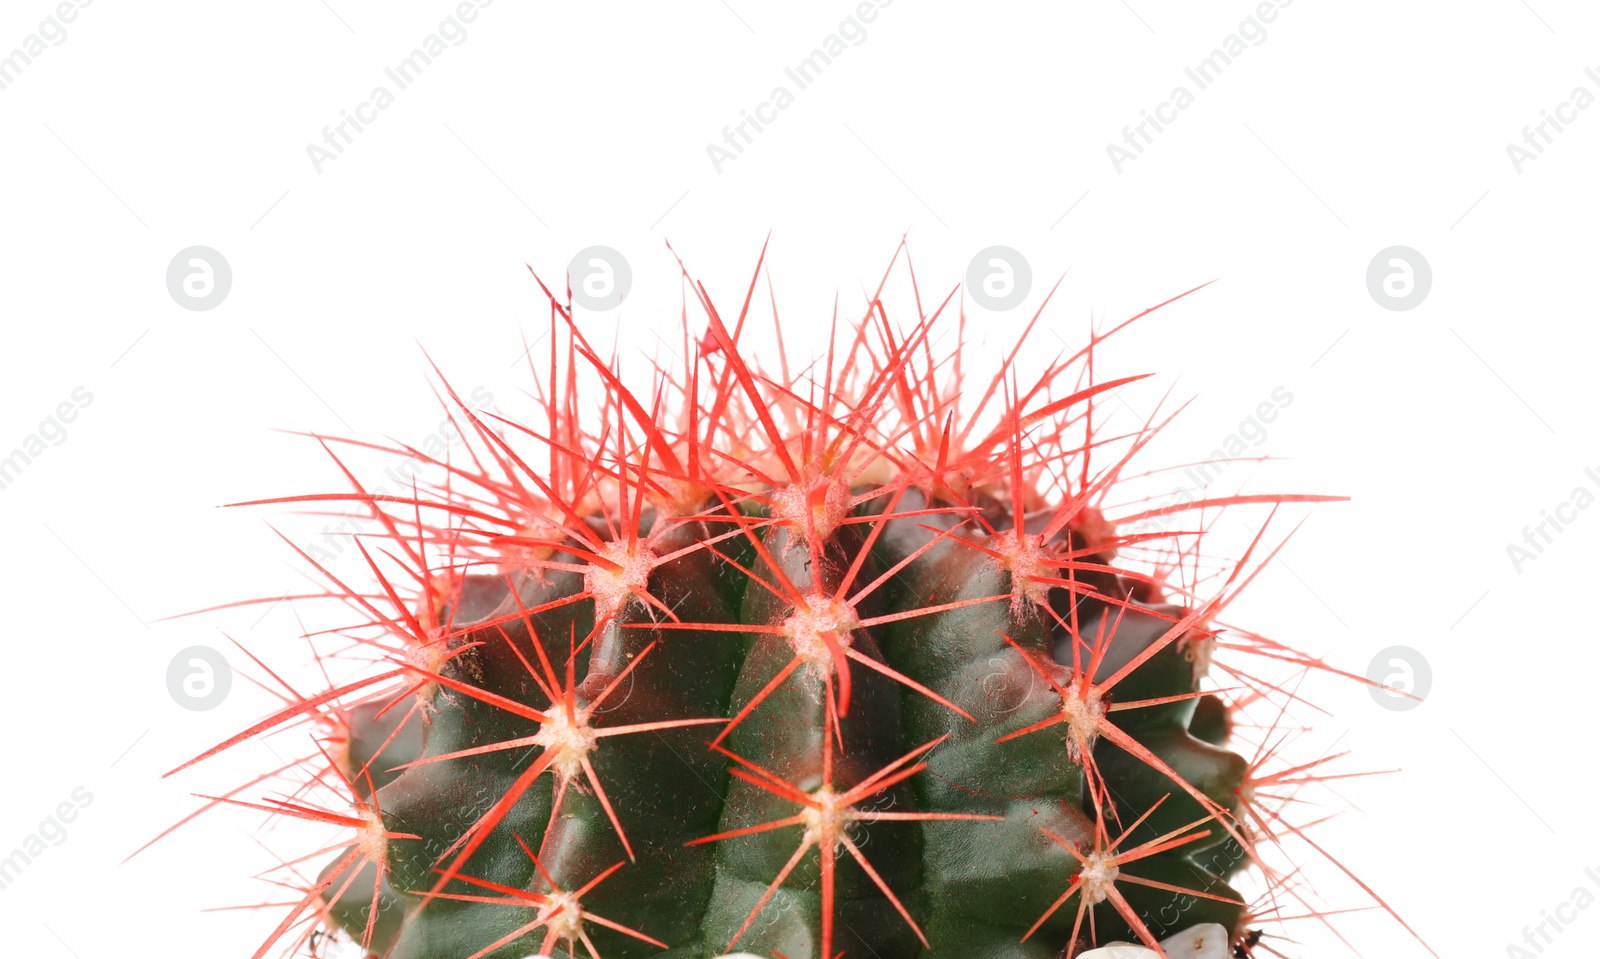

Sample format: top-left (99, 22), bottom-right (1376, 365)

top-left (324, 490), bottom-right (1248, 958)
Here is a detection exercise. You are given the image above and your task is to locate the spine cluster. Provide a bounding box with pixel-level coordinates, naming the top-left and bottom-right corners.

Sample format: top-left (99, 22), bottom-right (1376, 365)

top-left (153, 246), bottom-right (1390, 959)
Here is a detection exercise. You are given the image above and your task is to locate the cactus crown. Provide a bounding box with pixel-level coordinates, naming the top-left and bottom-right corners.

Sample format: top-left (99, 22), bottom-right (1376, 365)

top-left (157, 244), bottom-right (1398, 959)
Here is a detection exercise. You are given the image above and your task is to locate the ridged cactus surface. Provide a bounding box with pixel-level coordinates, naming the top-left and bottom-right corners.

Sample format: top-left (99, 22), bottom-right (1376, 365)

top-left (160, 250), bottom-right (1362, 959)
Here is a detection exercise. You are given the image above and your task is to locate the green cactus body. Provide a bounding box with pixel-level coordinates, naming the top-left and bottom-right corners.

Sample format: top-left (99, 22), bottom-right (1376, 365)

top-left (161, 254), bottom-right (1362, 959)
top-left (336, 483), bottom-right (1246, 959)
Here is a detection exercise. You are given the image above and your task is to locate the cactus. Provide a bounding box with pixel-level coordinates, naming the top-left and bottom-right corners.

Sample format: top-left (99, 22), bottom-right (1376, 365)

top-left (158, 245), bottom-right (1398, 959)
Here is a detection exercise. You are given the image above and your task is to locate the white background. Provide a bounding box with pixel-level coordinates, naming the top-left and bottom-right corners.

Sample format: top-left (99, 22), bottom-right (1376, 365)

top-left (2, 2), bottom-right (1597, 957)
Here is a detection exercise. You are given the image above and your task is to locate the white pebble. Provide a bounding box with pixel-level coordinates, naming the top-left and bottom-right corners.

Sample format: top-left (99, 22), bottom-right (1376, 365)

top-left (1078, 922), bottom-right (1231, 959)
top-left (1159, 923), bottom-right (1230, 958)
top-left (1076, 945), bottom-right (1159, 959)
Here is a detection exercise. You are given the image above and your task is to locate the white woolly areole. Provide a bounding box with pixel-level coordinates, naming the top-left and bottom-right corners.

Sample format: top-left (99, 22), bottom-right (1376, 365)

top-left (993, 532), bottom-right (1053, 607)
top-left (540, 890), bottom-right (584, 942)
top-left (355, 805), bottom-right (388, 866)
top-left (782, 596), bottom-right (860, 673)
top-left (802, 787), bottom-right (852, 849)
top-left (771, 479), bottom-right (853, 542)
top-left (584, 541), bottom-right (656, 619)
top-left (1078, 850), bottom-right (1120, 905)
top-left (406, 633), bottom-right (449, 676)
top-left (406, 636), bottom-right (449, 710)
top-left (1061, 679), bottom-right (1106, 760)
top-left (534, 707), bottom-right (598, 782)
